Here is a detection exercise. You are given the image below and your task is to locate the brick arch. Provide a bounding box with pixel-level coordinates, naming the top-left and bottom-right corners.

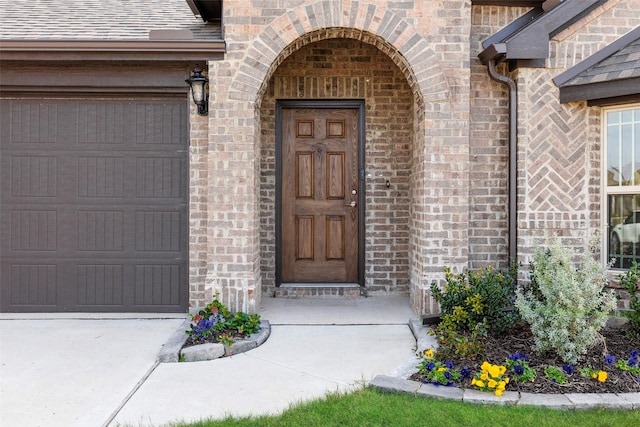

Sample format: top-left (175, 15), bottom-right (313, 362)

top-left (229, 0), bottom-right (450, 109)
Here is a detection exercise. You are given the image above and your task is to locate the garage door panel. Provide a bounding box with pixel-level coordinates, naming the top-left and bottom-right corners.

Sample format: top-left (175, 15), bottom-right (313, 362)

top-left (76, 263), bottom-right (125, 307)
top-left (1, 97), bottom-right (188, 312)
top-left (7, 262), bottom-right (58, 308)
top-left (135, 155), bottom-right (186, 199)
top-left (9, 155), bottom-right (58, 197)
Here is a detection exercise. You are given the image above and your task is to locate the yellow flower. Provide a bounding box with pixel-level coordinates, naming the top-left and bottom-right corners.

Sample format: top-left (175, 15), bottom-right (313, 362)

top-left (481, 362), bottom-right (491, 372)
top-left (424, 348), bottom-right (434, 359)
top-left (497, 381), bottom-right (506, 391)
top-left (480, 373), bottom-right (489, 381)
top-left (488, 379), bottom-right (497, 389)
top-left (504, 377), bottom-right (510, 384)
top-left (437, 367), bottom-right (447, 373)
top-left (495, 389), bottom-right (504, 397)
top-left (475, 380), bottom-right (485, 388)
top-left (597, 371), bottom-right (607, 382)
top-left (591, 373), bottom-right (597, 379)
top-left (489, 365), bottom-right (502, 378)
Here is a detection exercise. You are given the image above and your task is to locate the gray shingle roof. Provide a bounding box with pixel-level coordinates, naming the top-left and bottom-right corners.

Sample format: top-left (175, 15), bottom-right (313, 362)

top-left (0, 0), bottom-right (221, 40)
top-left (554, 26), bottom-right (640, 104)
top-left (562, 36), bottom-right (640, 86)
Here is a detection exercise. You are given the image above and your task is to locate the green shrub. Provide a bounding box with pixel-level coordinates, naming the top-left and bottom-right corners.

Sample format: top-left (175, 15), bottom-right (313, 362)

top-left (428, 316), bottom-right (487, 360)
top-left (619, 261), bottom-right (640, 339)
top-left (515, 240), bottom-right (617, 364)
top-left (430, 262), bottom-right (519, 336)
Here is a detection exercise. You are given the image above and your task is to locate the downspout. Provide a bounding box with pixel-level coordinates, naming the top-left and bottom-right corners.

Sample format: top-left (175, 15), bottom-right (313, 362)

top-left (486, 60), bottom-right (518, 262)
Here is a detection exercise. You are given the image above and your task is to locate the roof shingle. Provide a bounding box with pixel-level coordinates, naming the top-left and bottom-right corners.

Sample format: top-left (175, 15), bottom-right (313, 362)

top-left (0, 0), bottom-right (221, 40)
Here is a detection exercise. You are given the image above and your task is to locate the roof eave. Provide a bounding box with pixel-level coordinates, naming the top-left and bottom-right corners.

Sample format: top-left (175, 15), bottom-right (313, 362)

top-left (479, 0), bottom-right (607, 68)
top-left (185, 0), bottom-right (223, 22)
top-left (554, 27), bottom-right (640, 87)
top-left (0, 39), bottom-right (226, 62)
top-left (559, 77), bottom-right (640, 106)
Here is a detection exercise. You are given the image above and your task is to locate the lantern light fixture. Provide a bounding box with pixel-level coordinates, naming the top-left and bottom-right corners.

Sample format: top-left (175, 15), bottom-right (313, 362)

top-left (185, 65), bottom-right (209, 116)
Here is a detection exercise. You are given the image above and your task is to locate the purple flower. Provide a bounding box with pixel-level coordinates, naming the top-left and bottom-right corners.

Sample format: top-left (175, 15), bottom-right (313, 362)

top-left (605, 355), bottom-right (615, 366)
top-left (424, 362), bottom-right (435, 372)
top-left (514, 365), bottom-right (525, 376)
top-left (460, 368), bottom-right (471, 380)
top-left (444, 361), bottom-right (454, 370)
top-left (562, 364), bottom-right (574, 375)
top-left (444, 371), bottom-right (453, 380)
top-left (630, 350), bottom-right (639, 359)
top-left (628, 359), bottom-right (637, 368)
top-left (508, 353), bottom-right (529, 362)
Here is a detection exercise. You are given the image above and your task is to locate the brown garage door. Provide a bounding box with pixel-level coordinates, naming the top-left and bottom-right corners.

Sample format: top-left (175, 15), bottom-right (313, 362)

top-left (0, 97), bottom-right (188, 312)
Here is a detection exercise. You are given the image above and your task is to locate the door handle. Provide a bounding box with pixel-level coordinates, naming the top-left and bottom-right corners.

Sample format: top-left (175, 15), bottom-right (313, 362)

top-left (346, 201), bottom-right (357, 207)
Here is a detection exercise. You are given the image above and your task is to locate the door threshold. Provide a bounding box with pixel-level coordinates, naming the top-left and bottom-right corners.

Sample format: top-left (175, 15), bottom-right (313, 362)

top-left (279, 283), bottom-right (361, 288)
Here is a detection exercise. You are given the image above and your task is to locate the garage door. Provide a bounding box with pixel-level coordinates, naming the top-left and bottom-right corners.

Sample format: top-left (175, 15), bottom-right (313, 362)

top-left (0, 97), bottom-right (189, 312)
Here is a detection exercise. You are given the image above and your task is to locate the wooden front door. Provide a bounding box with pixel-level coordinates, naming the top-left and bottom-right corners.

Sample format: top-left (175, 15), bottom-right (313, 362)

top-left (280, 106), bottom-right (361, 283)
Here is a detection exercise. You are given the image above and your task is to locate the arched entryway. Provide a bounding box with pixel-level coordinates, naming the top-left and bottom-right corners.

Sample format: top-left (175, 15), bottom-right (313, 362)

top-left (204, 0), bottom-right (470, 317)
top-left (258, 36), bottom-right (416, 298)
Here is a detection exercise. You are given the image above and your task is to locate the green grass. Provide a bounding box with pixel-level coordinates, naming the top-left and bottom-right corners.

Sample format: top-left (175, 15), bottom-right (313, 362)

top-left (172, 388), bottom-right (640, 427)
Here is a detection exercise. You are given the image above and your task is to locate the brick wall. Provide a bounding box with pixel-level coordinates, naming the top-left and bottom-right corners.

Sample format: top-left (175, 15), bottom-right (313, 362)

top-left (259, 38), bottom-right (414, 296)
top-left (469, 6), bottom-right (530, 269)
top-left (188, 103), bottom-right (209, 309)
top-left (198, 0), bottom-right (472, 314)
top-left (516, 0), bottom-right (640, 262)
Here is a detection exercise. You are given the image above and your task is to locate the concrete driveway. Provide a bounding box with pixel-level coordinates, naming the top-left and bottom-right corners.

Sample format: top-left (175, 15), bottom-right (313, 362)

top-left (0, 297), bottom-right (420, 427)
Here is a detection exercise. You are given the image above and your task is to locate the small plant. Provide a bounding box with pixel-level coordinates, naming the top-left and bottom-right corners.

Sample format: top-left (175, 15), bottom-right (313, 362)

top-left (185, 296), bottom-right (261, 346)
top-left (614, 349), bottom-right (640, 381)
top-left (430, 262), bottom-right (519, 336)
top-left (471, 362), bottom-right (510, 396)
top-left (544, 366), bottom-right (568, 384)
top-left (515, 239), bottom-right (617, 364)
top-left (619, 261), bottom-right (640, 339)
top-left (415, 348), bottom-right (472, 387)
top-left (428, 317), bottom-right (487, 360)
top-left (178, 353), bottom-right (186, 363)
top-left (218, 333), bottom-right (234, 347)
top-left (579, 366), bottom-right (608, 382)
top-left (504, 353), bottom-right (536, 384)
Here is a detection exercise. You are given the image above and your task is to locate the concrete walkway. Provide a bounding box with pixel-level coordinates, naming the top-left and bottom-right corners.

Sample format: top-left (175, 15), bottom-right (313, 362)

top-left (0, 296), bottom-right (419, 427)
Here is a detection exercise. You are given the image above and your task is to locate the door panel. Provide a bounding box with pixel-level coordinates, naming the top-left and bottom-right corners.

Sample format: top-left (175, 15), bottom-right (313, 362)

top-left (281, 108), bottom-right (359, 283)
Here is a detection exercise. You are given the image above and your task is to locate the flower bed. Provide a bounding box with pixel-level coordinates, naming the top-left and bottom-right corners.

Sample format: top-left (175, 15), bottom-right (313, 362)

top-left (158, 297), bottom-right (270, 363)
top-left (410, 324), bottom-right (640, 394)
top-left (414, 242), bottom-right (640, 396)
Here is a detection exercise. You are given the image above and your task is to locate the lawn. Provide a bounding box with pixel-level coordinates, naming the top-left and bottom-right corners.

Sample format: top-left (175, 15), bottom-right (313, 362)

top-left (172, 387), bottom-right (640, 427)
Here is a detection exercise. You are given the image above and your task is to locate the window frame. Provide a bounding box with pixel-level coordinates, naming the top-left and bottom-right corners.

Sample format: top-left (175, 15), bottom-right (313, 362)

top-left (602, 103), bottom-right (640, 270)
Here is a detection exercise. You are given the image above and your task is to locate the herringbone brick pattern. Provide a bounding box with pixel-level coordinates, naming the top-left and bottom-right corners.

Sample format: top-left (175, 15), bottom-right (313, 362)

top-left (524, 72), bottom-right (588, 213)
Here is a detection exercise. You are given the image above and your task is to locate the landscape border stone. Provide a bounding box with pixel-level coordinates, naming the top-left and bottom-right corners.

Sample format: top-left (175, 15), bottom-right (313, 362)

top-left (158, 320), bottom-right (271, 363)
top-left (370, 320), bottom-right (640, 410)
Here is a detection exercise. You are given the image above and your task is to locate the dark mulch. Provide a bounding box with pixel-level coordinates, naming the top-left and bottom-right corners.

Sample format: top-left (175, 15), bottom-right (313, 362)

top-left (183, 330), bottom-right (247, 349)
top-left (409, 324), bottom-right (640, 394)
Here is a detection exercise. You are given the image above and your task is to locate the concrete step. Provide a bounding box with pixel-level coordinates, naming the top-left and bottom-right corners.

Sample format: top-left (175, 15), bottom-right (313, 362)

top-left (274, 283), bottom-right (363, 298)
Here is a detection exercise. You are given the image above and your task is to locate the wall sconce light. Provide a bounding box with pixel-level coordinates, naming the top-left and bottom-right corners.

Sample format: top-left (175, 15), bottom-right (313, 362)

top-left (185, 65), bottom-right (209, 116)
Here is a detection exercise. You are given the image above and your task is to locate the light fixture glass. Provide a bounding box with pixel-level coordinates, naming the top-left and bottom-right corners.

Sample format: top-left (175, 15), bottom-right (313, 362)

top-left (185, 65), bottom-right (209, 115)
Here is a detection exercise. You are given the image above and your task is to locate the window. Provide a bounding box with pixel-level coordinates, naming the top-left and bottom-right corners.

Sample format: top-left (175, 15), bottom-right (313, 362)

top-left (606, 105), bottom-right (640, 268)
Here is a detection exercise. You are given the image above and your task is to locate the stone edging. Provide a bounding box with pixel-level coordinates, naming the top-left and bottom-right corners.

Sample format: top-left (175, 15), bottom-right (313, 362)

top-left (158, 320), bottom-right (271, 363)
top-left (374, 319), bottom-right (640, 410)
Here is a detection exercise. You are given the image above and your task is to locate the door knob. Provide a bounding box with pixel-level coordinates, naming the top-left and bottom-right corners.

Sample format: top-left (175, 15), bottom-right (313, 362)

top-left (346, 201), bottom-right (357, 207)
